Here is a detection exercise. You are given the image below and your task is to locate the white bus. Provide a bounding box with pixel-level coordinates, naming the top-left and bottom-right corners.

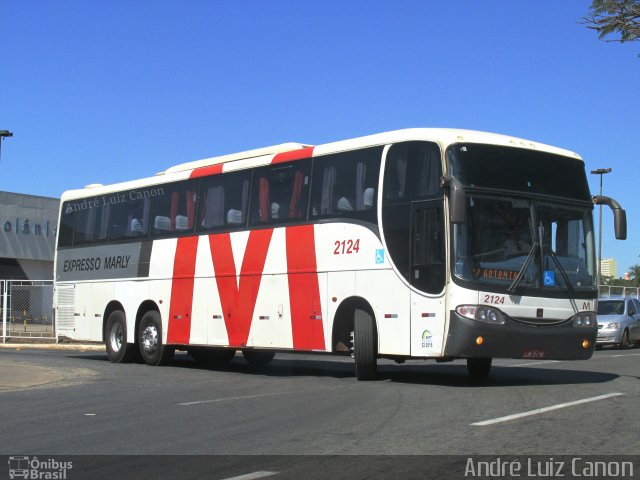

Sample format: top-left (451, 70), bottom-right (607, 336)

top-left (54, 129), bottom-right (626, 380)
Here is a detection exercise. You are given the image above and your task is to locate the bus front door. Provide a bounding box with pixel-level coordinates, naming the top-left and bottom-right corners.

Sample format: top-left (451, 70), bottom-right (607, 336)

top-left (410, 200), bottom-right (446, 357)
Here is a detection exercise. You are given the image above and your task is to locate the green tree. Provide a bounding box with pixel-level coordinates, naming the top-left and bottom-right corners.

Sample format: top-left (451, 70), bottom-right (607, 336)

top-left (629, 264), bottom-right (640, 286)
top-left (583, 0), bottom-right (640, 55)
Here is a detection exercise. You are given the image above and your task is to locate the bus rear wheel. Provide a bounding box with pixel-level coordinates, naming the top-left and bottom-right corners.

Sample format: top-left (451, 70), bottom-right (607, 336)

top-left (138, 310), bottom-right (174, 366)
top-left (190, 347), bottom-right (236, 367)
top-left (467, 357), bottom-right (492, 380)
top-left (105, 310), bottom-right (138, 363)
top-left (353, 309), bottom-right (377, 381)
top-left (242, 350), bottom-right (275, 366)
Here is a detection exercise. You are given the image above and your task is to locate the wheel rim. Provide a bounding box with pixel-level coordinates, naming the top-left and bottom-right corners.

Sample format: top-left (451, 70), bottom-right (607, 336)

top-left (141, 324), bottom-right (159, 355)
top-left (109, 322), bottom-right (124, 352)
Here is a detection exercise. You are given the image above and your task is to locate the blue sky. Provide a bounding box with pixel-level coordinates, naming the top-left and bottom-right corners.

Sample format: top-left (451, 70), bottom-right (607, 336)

top-left (1, 0), bottom-right (639, 273)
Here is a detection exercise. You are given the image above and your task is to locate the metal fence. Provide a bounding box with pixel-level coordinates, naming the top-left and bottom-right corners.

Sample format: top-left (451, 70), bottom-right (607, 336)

top-left (1, 280), bottom-right (54, 341)
top-left (0, 279), bottom-right (637, 342)
top-left (597, 285), bottom-right (640, 299)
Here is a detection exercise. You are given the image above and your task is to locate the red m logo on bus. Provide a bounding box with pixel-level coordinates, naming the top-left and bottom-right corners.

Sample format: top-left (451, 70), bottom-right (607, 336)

top-left (167, 225), bottom-right (325, 351)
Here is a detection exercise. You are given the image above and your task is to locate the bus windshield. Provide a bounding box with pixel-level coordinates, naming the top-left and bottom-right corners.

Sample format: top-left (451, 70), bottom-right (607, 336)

top-left (447, 143), bottom-right (591, 200)
top-left (453, 194), bottom-right (596, 295)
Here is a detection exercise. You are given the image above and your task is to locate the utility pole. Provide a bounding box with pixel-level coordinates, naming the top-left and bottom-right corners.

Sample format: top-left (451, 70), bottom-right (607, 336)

top-left (0, 130), bottom-right (13, 167)
top-left (591, 167), bottom-right (612, 286)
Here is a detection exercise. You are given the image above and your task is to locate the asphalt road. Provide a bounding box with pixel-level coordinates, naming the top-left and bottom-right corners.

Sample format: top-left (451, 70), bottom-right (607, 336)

top-left (1, 346), bottom-right (638, 478)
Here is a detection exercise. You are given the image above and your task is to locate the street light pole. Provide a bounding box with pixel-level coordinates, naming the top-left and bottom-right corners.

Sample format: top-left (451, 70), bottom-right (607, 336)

top-left (0, 130), bottom-right (13, 167)
top-left (591, 167), bottom-right (612, 286)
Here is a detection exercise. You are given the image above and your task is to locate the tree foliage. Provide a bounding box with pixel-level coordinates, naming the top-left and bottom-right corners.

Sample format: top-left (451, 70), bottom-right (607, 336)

top-left (629, 264), bottom-right (640, 286)
top-left (600, 264), bottom-right (640, 287)
top-left (583, 0), bottom-right (640, 54)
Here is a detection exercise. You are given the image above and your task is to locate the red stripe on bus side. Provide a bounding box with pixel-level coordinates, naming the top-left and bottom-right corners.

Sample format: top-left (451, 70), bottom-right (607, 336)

top-left (167, 236), bottom-right (199, 344)
top-left (190, 163), bottom-right (223, 179)
top-left (286, 225), bottom-right (325, 351)
top-left (209, 229), bottom-right (273, 347)
top-left (271, 147), bottom-right (314, 164)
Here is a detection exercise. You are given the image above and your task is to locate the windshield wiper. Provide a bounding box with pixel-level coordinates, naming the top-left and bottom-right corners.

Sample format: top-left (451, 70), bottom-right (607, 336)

top-left (507, 240), bottom-right (539, 293)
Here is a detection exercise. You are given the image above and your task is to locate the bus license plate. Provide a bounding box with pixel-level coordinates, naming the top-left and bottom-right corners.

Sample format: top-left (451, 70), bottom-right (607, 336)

top-left (522, 350), bottom-right (545, 359)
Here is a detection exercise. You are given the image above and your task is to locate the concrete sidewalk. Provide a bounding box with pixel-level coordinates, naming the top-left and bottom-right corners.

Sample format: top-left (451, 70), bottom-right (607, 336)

top-left (0, 360), bottom-right (67, 390)
top-left (0, 341), bottom-right (105, 351)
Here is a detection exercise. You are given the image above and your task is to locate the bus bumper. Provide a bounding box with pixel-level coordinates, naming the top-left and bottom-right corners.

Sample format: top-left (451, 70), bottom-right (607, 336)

top-left (443, 311), bottom-right (597, 360)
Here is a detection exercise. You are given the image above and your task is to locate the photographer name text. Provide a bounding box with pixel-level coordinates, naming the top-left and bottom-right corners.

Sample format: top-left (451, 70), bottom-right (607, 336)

top-left (465, 457), bottom-right (634, 478)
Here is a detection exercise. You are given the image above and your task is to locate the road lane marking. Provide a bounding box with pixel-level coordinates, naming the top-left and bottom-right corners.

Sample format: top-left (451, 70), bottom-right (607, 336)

top-left (507, 360), bottom-right (561, 367)
top-left (178, 385), bottom-right (341, 406)
top-left (471, 392), bottom-right (623, 426)
top-left (502, 352), bottom-right (640, 368)
top-left (221, 471), bottom-right (278, 480)
top-left (178, 391), bottom-right (290, 406)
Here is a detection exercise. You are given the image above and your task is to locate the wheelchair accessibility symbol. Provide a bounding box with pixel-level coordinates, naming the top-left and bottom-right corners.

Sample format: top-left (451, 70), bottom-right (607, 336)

top-left (543, 270), bottom-right (555, 287)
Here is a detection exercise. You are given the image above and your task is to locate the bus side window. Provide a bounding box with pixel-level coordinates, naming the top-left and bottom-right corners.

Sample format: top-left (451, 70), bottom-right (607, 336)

top-left (198, 170), bottom-right (250, 232)
top-left (382, 141), bottom-right (443, 289)
top-left (250, 161), bottom-right (311, 225)
top-left (383, 142), bottom-right (441, 202)
top-left (151, 182), bottom-right (197, 237)
top-left (310, 147), bottom-right (383, 222)
top-left (72, 198), bottom-right (110, 245)
top-left (58, 203), bottom-right (77, 247)
top-left (109, 194), bottom-right (150, 241)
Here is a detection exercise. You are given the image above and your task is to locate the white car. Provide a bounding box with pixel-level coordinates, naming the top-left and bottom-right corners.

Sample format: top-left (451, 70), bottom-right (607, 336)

top-left (596, 297), bottom-right (640, 349)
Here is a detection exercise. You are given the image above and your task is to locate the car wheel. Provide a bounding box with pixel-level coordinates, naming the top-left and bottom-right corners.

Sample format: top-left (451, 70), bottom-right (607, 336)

top-left (467, 357), bottom-right (492, 380)
top-left (105, 310), bottom-right (138, 363)
top-left (138, 310), bottom-right (174, 366)
top-left (620, 329), bottom-right (632, 350)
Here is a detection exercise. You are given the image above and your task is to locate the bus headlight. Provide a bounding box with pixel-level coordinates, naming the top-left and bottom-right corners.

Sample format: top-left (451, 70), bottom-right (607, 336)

top-left (571, 312), bottom-right (596, 327)
top-left (456, 305), bottom-right (505, 324)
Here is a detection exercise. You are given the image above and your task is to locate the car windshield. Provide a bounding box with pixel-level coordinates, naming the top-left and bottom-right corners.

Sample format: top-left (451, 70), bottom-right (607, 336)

top-left (597, 300), bottom-right (625, 315)
top-left (453, 194), bottom-right (596, 295)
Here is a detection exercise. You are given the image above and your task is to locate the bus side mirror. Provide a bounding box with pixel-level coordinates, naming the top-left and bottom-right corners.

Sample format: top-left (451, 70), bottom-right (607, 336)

top-left (593, 195), bottom-right (627, 240)
top-left (441, 175), bottom-right (466, 224)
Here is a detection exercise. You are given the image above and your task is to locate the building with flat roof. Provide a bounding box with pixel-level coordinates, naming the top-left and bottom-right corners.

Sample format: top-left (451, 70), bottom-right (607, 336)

top-left (600, 257), bottom-right (617, 279)
top-left (0, 191), bottom-right (59, 279)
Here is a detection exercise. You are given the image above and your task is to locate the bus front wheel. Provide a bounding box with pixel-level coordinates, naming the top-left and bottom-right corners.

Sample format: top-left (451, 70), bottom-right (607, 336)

top-left (467, 357), bottom-right (492, 380)
top-left (105, 310), bottom-right (138, 363)
top-left (138, 310), bottom-right (174, 366)
top-left (353, 309), bottom-right (377, 381)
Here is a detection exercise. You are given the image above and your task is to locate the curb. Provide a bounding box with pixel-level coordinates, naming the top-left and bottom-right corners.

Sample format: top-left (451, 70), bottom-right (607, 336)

top-left (0, 343), bottom-right (105, 351)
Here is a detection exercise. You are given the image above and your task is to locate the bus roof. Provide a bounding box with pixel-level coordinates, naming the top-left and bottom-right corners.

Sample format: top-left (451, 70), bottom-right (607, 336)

top-left (62, 128), bottom-right (583, 200)
top-left (164, 142), bottom-right (312, 175)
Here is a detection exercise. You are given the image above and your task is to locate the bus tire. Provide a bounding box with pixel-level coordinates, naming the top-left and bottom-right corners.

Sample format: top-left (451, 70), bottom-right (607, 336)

top-left (242, 350), bottom-right (275, 366)
top-left (354, 309), bottom-right (377, 381)
top-left (105, 310), bottom-right (138, 363)
top-left (467, 357), bottom-right (492, 380)
top-left (190, 347), bottom-right (236, 366)
top-left (138, 310), bottom-right (174, 366)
